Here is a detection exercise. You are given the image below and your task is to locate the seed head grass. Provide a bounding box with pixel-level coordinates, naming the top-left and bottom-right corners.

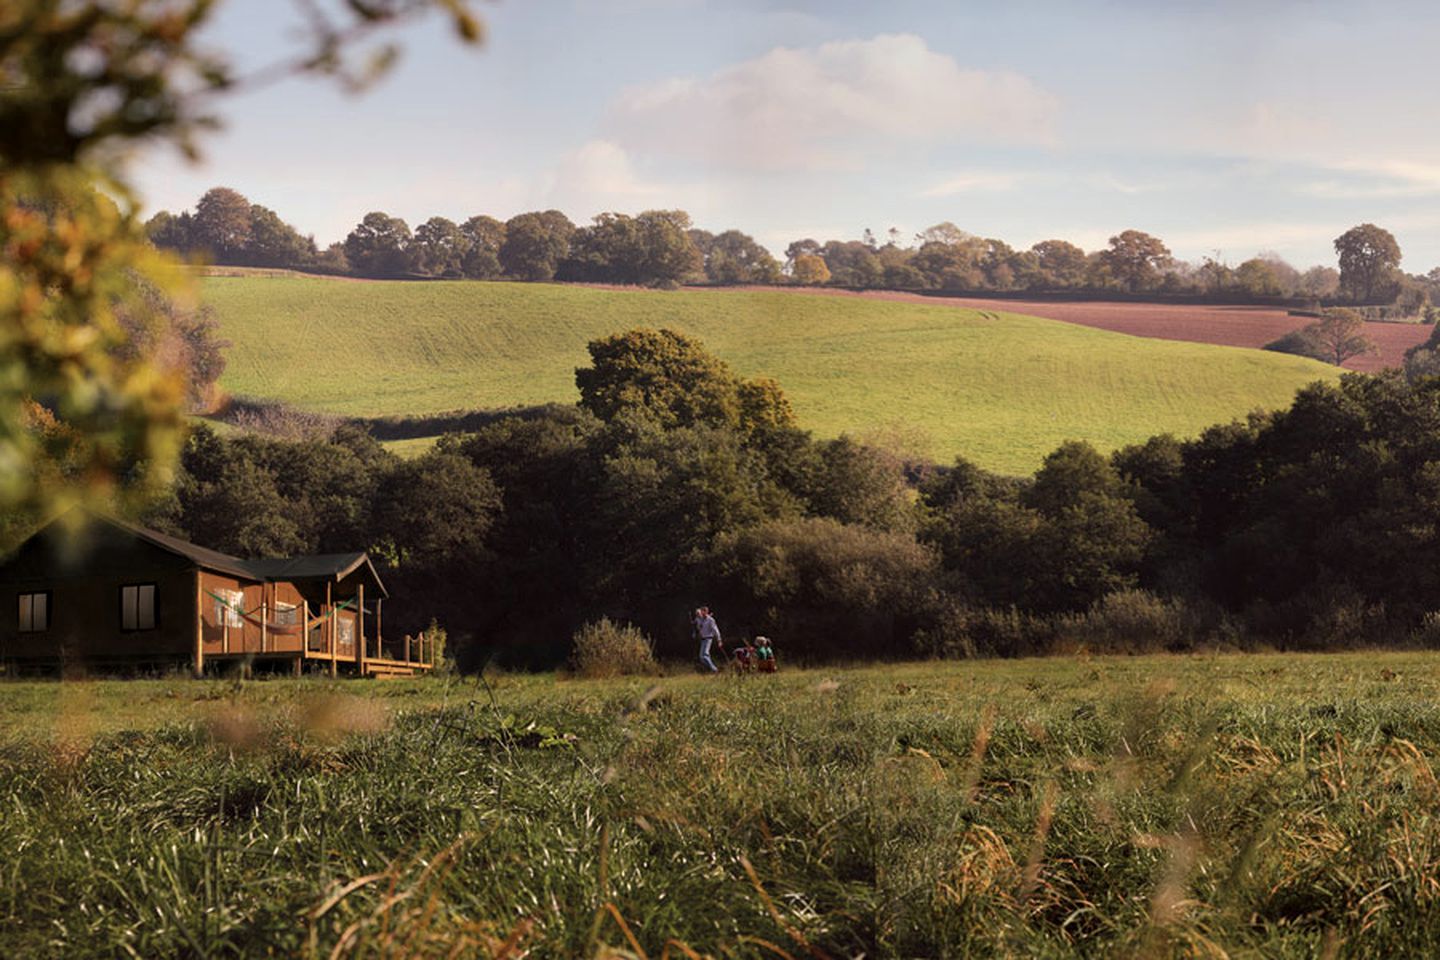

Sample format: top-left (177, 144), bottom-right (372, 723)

top-left (2, 652), bottom-right (1440, 956)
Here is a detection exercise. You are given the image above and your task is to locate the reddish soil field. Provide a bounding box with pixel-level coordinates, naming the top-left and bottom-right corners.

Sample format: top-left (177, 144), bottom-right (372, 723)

top-left (730, 286), bottom-right (1428, 373)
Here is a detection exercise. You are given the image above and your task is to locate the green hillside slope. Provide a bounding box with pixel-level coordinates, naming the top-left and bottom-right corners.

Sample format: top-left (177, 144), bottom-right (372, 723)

top-left (201, 277), bottom-right (1341, 475)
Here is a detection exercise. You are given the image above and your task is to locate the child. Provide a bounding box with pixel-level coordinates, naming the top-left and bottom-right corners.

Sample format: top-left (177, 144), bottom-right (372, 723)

top-left (755, 636), bottom-right (776, 673)
top-left (732, 641), bottom-right (755, 672)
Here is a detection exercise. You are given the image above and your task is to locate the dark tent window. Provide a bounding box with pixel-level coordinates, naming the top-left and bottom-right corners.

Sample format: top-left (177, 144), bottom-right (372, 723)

top-left (120, 583), bottom-right (157, 631)
top-left (18, 592), bottom-right (49, 632)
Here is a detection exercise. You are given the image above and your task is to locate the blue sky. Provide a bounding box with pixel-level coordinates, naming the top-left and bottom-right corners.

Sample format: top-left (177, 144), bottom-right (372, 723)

top-left (128, 0), bottom-right (1440, 271)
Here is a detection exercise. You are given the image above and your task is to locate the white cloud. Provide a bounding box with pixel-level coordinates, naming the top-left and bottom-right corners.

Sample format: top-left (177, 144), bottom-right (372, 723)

top-left (605, 33), bottom-right (1059, 171)
top-left (920, 171), bottom-right (1025, 197)
top-left (1298, 158), bottom-right (1440, 199)
top-left (536, 139), bottom-right (667, 213)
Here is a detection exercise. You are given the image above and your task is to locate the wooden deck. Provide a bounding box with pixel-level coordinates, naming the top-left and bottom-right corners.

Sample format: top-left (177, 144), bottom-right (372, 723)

top-left (199, 577), bottom-right (433, 677)
top-left (204, 648), bottom-right (433, 676)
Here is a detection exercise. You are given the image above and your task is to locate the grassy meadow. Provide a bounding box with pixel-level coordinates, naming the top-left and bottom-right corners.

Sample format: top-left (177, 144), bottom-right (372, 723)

top-left (201, 277), bottom-right (1339, 474)
top-left (4, 652), bottom-right (1440, 957)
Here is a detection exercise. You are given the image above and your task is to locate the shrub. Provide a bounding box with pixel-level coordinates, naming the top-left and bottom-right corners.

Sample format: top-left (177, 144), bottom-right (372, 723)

top-left (1303, 594), bottom-right (1391, 650)
top-left (1264, 328), bottom-right (1325, 362)
top-left (568, 617), bottom-right (656, 678)
top-left (915, 604), bottom-right (1058, 659)
top-left (1412, 611), bottom-right (1440, 648)
top-left (424, 619), bottom-right (452, 676)
top-left (1056, 589), bottom-right (1192, 653)
top-left (712, 517), bottom-right (941, 660)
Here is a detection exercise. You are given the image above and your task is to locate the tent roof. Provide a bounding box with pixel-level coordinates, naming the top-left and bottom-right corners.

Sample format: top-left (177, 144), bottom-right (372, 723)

top-left (246, 553), bottom-right (388, 597)
top-left (34, 510), bottom-right (389, 597)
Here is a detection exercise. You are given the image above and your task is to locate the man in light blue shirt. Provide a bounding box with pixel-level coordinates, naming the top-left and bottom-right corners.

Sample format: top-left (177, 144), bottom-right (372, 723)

top-left (695, 606), bottom-right (722, 672)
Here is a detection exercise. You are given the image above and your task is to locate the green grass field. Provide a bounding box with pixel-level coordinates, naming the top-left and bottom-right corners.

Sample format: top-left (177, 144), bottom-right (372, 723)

top-left (202, 278), bottom-right (1340, 474)
top-left (3, 653), bottom-right (1440, 957)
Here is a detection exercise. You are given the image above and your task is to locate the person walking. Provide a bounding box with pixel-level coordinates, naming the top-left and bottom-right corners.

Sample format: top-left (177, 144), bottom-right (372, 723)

top-left (695, 606), bottom-right (723, 673)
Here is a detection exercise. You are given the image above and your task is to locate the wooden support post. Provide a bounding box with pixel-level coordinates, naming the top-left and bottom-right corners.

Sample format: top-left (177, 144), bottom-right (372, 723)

top-left (404, 632), bottom-right (410, 665)
top-left (377, 598), bottom-right (383, 656)
top-left (293, 655), bottom-right (302, 677)
top-left (358, 583), bottom-right (367, 672)
top-left (193, 572), bottom-right (205, 677)
top-left (260, 583), bottom-right (268, 654)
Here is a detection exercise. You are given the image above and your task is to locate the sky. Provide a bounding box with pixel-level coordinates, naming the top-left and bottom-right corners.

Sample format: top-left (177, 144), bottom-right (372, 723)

top-left (127, 0), bottom-right (1440, 271)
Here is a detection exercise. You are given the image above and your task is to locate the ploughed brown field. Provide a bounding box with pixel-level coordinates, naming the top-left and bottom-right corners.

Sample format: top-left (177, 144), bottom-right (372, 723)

top-left (739, 287), bottom-right (1429, 373)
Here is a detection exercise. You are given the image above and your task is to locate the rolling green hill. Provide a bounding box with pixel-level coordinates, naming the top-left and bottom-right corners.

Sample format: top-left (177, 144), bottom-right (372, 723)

top-left (201, 277), bottom-right (1341, 475)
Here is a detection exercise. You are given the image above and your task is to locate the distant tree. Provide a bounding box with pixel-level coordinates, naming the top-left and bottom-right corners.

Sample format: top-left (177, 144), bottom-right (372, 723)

top-left (910, 227), bottom-right (986, 288)
top-left (1156, 261), bottom-right (1196, 293)
top-left (1395, 279), bottom-right (1431, 318)
top-left (1257, 252), bottom-right (1301, 297)
top-left (791, 253), bottom-right (831, 285)
top-left (192, 187), bottom-right (253, 262)
top-left (344, 211), bottom-right (412, 278)
top-left (1234, 257), bottom-right (1282, 297)
top-left (1024, 440), bottom-right (1124, 516)
top-left (575, 328), bottom-right (740, 429)
top-left (585, 421), bottom-right (788, 601)
top-left (459, 215), bottom-right (506, 279)
top-left (244, 204), bottom-right (314, 268)
top-left (974, 238), bottom-right (1007, 288)
top-left (145, 210), bottom-right (195, 254)
top-left (883, 263), bottom-right (927, 289)
top-left (1025, 441), bottom-right (1151, 610)
top-left (1265, 309), bottom-right (1375, 366)
top-left (500, 210), bottom-right (574, 281)
top-left (373, 451), bottom-right (501, 567)
top-left (181, 454), bottom-right (308, 557)
top-left (562, 212), bottom-right (644, 283)
top-left (1403, 324), bottom-right (1440, 382)
top-left (820, 240), bottom-right (883, 287)
top-left (915, 222), bottom-right (971, 247)
top-left (1298, 265), bottom-right (1341, 299)
top-left (315, 243), bottom-right (350, 274)
top-left (784, 238), bottom-right (822, 272)
top-left (909, 246), bottom-right (967, 289)
top-left (1110, 433), bottom-right (1186, 529)
top-left (635, 209), bottom-right (703, 285)
top-left (1310, 309), bottom-right (1377, 366)
top-left (703, 230), bottom-right (781, 284)
top-left (1198, 256), bottom-right (1233, 294)
top-left (1102, 229), bottom-right (1171, 291)
top-left (1334, 223), bottom-right (1402, 301)
top-left (410, 216), bottom-right (467, 278)
top-left (737, 377), bottom-right (797, 435)
top-left (1084, 251), bottom-right (1119, 290)
top-left (688, 228), bottom-right (716, 262)
top-left (1030, 239), bottom-right (1087, 289)
top-left (805, 436), bottom-right (915, 534)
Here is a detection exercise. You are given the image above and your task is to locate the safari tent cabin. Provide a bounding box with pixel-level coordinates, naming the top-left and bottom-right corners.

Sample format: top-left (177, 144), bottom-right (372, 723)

top-left (0, 511), bottom-right (433, 676)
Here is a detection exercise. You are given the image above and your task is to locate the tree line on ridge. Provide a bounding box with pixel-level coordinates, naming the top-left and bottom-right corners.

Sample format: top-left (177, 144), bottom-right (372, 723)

top-left (148, 187), bottom-right (1440, 308)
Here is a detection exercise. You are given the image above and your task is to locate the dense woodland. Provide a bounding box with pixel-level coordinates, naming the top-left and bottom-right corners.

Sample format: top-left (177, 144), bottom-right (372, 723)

top-left (149, 187), bottom-right (1440, 309)
top-left (74, 327), bottom-right (1440, 669)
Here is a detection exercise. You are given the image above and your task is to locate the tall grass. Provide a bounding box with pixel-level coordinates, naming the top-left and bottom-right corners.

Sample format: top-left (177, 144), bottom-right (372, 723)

top-left (2, 653), bottom-right (1439, 956)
